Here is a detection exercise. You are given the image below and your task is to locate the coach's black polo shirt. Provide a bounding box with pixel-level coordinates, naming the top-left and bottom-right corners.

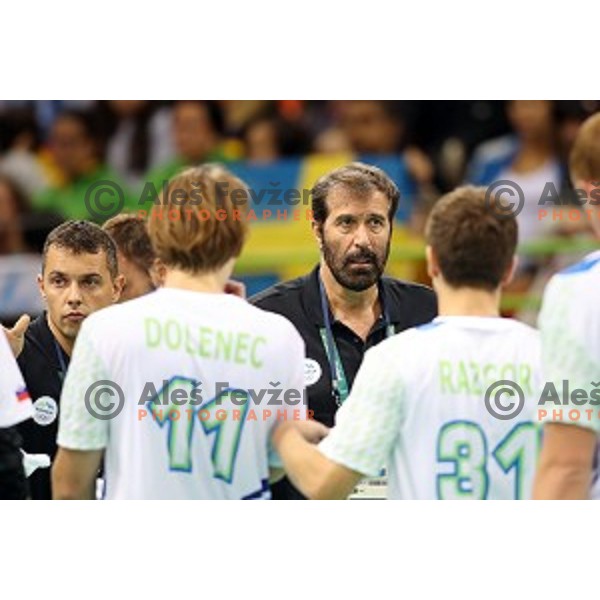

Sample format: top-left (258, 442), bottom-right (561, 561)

top-left (250, 265), bottom-right (437, 499)
top-left (17, 314), bottom-right (69, 500)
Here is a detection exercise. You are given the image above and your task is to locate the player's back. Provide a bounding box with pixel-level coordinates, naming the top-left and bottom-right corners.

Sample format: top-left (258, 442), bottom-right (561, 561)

top-left (64, 288), bottom-right (305, 499)
top-left (538, 250), bottom-right (600, 496)
top-left (384, 316), bottom-right (541, 500)
top-left (539, 250), bottom-right (600, 386)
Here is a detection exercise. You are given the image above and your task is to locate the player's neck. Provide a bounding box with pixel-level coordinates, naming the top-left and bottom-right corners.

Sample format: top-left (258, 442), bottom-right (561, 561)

top-left (437, 286), bottom-right (501, 318)
top-left (320, 262), bottom-right (380, 317)
top-left (46, 314), bottom-right (74, 357)
top-left (163, 268), bottom-right (229, 294)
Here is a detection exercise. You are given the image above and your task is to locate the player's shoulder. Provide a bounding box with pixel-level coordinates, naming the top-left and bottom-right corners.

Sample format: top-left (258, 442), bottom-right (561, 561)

top-left (245, 300), bottom-right (305, 347)
top-left (378, 316), bottom-right (537, 348)
top-left (499, 319), bottom-right (541, 350)
top-left (366, 318), bottom-right (440, 362)
top-left (543, 251), bottom-right (600, 302)
top-left (555, 251), bottom-right (600, 279)
top-left (79, 292), bottom-right (156, 335)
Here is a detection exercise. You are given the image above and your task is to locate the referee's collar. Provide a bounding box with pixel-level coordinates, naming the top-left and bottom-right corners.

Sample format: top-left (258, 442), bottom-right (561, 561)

top-left (302, 265), bottom-right (397, 327)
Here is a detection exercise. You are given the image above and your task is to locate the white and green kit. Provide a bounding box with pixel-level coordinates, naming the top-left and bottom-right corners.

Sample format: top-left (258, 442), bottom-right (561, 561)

top-left (57, 288), bottom-right (306, 499)
top-left (319, 316), bottom-right (542, 499)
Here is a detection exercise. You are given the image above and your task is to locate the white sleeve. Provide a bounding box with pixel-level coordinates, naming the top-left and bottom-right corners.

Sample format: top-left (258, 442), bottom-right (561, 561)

top-left (0, 332), bottom-right (32, 427)
top-left (319, 344), bottom-right (404, 477)
top-left (56, 321), bottom-right (110, 450)
top-left (538, 276), bottom-right (600, 433)
top-left (268, 320), bottom-right (306, 469)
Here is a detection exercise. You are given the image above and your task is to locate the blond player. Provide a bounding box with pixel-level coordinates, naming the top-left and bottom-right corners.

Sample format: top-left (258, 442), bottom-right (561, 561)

top-left (52, 165), bottom-right (305, 499)
top-left (533, 113), bottom-right (600, 499)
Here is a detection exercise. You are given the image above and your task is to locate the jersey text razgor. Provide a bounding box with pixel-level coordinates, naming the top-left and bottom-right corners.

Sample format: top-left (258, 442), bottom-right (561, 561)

top-left (439, 360), bottom-right (533, 396)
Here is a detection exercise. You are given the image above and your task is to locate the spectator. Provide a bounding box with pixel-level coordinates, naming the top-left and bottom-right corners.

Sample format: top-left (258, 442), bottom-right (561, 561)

top-left (466, 100), bottom-right (564, 246)
top-left (32, 110), bottom-right (134, 222)
top-left (242, 111), bottom-right (311, 162)
top-left (96, 101), bottom-right (175, 190)
top-left (0, 175), bottom-right (30, 255)
top-left (145, 101), bottom-right (239, 191)
top-left (0, 176), bottom-right (44, 320)
top-left (317, 101), bottom-right (438, 236)
top-left (0, 108), bottom-right (51, 197)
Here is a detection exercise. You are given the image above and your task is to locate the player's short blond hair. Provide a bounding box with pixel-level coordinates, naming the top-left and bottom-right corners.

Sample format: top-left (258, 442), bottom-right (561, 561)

top-left (570, 112), bottom-right (600, 183)
top-left (148, 164), bottom-right (249, 273)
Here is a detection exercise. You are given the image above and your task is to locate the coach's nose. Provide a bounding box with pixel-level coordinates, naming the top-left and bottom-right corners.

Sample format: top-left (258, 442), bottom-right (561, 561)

top-left (352, 222), bottom-right (372, 250)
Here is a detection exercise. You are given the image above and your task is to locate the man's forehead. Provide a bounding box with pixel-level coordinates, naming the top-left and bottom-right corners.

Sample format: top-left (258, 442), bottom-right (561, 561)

top-left (326, 186), bottom-right (390, 214)
top-left (45, 246), bottom-right (110, 275)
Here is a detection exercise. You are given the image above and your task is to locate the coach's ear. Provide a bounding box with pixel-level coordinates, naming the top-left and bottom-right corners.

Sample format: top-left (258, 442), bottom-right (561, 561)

top-left (501, 256), bottom-right (519, 288)
top-left (425, 245), bottom-right (440, 280)
top-left (311, 220), bottom-right (323, 250)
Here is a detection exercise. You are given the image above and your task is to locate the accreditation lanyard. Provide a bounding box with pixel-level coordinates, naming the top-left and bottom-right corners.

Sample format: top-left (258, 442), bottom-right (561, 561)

top-left (53, 338), bottom-right (68, 383)
top-left (318, 276), bottom-right (395, 407)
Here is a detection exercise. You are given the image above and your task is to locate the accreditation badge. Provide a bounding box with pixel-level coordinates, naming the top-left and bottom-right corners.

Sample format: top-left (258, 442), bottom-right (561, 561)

top-left (32, 396), bottom-right (58, 426)
top-left (304, 358), bottom-right (322, 387)
top-left (348, 467), bottom-right (388, 500)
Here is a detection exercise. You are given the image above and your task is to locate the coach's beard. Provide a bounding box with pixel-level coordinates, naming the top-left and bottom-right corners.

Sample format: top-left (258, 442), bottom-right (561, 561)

top-left (323, 243), bottom-right (389, 292)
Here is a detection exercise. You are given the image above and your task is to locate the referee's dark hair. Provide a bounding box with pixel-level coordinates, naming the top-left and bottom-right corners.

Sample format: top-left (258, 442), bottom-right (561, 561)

top-left (42, 220), bottom-right (119, 279)
top-left (311, 162), bottom-right (400, 229)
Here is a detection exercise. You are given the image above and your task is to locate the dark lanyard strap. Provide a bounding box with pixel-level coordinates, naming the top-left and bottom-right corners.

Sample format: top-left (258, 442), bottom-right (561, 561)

top-left (318, 275), bottom-right (395, 406)
top-left (53, 338), bottom-right (68, 382)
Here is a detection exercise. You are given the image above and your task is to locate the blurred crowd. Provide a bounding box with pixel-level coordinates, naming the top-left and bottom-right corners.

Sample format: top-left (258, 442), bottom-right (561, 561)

top-left (1, 100), bottom-right (599, 320)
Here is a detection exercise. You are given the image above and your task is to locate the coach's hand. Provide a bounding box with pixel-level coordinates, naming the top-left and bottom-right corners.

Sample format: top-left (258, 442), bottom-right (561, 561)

top-left (2, 314), bottom-right (31, 358)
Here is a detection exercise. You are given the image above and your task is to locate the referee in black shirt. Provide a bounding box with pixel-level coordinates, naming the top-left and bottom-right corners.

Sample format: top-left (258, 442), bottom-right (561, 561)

top-left (251, 163), bottom-right (437, 499)
top-left (17, 221), bottom-right (123, 499)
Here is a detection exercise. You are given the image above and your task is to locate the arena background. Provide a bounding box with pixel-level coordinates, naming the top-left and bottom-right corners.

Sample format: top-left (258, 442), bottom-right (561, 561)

top-left (1, 99), bottom-right (598, 326)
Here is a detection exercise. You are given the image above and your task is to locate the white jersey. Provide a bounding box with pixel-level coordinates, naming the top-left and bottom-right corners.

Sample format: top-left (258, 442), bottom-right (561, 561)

top-left (57, 288), bottom-right (306, 499)
top-left (0, 331), bottom-right (32, 428)
top-left (319, 316), bottom-right (542, 500)
top-left (538, 250), bottom-right (600, 495)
